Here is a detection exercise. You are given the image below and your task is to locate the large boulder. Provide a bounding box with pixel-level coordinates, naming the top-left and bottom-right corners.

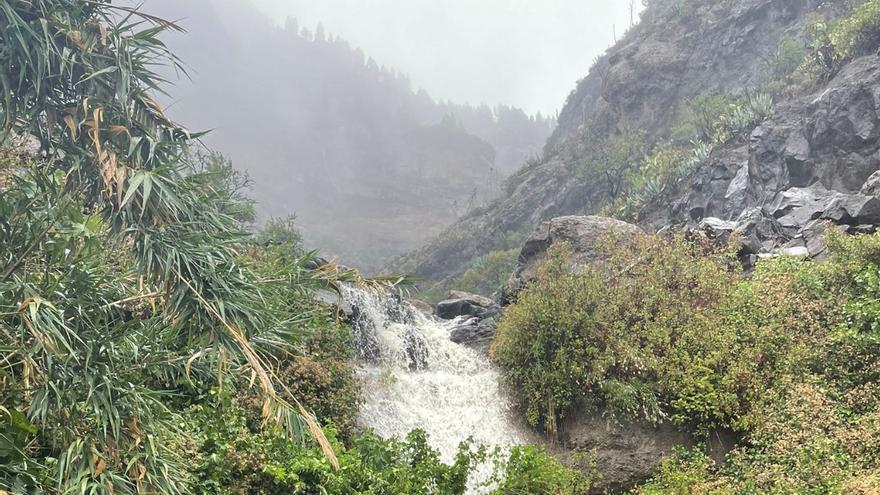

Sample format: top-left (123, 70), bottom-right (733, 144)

top-left (503, 216), bottom-right (643, 303)
top-left (694, 208), bottom-right (786, 256)
top-left (448, 316), bottom-right (498, 354)
top-left (555, 415), bottom-right (732, 494)
top-left (435, 291), bottom-right (500, 320)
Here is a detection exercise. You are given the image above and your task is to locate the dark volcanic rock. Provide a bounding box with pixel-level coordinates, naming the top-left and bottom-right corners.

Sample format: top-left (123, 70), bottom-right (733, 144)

top-left (435, 291), bottom-right (500, 320)
top-left (448, 317), bottom-right (498, 354)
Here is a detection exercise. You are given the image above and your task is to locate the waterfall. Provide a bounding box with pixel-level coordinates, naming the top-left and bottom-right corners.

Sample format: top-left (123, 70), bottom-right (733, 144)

top-left (339, 285), bottom-right (524, 489)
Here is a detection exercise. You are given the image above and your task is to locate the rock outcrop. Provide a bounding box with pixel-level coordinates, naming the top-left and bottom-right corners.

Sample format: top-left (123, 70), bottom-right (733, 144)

top-left (395, 0), bottom-right (837, 286)
top-left (503, 216), bottom-right (643, 303)
top-left (436, 291), bottom-right (502, 353)
top-left (435, 291), bottom-right (500, 320)
top-left (661, 55), bottom-right (880, 259)
top-left (551, 415), bottom-right (731, 494)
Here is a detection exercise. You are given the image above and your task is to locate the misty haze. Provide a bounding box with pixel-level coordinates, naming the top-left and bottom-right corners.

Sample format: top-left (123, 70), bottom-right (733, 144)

top-left (5, 1), bottom-right (880, 493)
top-left (148, 0), bottom-right (635, 271)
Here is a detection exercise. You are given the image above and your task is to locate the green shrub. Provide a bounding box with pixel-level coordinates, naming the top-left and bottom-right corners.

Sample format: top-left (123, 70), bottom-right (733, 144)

top-left (187, 398), bottom-right (483, 495)
top-left (804, 0), bottom-right (880, 79)
top-left (772, 35), bottom-right (807, 81)
top-left (488, 446), bottom-right (592, 495)
top-left (491, 235), bottom-right (742, 433)
top-left (635, 449), bottom-right (725, 495)
top-left (497, 229), bottom-right (880, 493)
top-left (454, 248), bottom-right (520, 297)
top-left (674, 94), bottom-right (737, 141)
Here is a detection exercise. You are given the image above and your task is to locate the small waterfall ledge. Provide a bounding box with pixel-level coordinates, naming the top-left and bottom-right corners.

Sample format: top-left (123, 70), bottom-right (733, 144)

top-left (340, 285), bottom-right (524, 487)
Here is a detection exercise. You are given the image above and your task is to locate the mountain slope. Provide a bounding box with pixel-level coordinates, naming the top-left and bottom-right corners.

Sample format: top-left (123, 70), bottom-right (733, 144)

top-left (399, 0), bottom-right (872, 290)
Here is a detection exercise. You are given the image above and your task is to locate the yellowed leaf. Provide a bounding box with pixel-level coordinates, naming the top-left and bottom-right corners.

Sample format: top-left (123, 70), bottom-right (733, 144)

top-left (63, 115), bottom-right (78, 139)
top-left (109, 125), bottom-right (129, 137)
top-left (94, 458), bottom-right (107, 477)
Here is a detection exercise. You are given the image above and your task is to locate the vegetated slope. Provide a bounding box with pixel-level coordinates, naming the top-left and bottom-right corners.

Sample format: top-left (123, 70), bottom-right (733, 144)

top-left (398, 0), bottom-right (865, 292)
top-left (148, 0), bottom-right (554, 273)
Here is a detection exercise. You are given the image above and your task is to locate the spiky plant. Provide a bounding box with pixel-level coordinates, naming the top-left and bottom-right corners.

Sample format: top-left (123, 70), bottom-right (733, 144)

top-left (0, 1), bottom-right (343, 492)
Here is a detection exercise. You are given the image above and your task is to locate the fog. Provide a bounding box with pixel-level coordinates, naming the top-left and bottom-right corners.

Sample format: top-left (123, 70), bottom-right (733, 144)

top-left (147, 0), bottom-right (641, 271)
top-left (250, 0), bottom-right (641, 116)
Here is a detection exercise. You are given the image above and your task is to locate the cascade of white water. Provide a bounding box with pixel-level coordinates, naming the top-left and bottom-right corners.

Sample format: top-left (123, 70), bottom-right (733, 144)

top-left (339, 285), bottom-right (523, 490)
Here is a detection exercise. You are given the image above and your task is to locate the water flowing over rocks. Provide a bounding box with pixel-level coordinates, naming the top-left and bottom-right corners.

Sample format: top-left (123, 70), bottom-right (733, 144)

top-left (340, 285), bottom-right (524, 492)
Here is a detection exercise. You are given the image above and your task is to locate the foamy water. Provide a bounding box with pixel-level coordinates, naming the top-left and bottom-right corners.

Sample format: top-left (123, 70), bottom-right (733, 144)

top-left (340, 285), bottom-right (523, 491)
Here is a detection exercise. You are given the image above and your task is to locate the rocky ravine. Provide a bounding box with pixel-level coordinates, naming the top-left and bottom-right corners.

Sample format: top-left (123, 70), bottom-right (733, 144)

top-left (393, 0), bottom-right (864, 287)
top-left (404, 0), bottom-right (880, 492)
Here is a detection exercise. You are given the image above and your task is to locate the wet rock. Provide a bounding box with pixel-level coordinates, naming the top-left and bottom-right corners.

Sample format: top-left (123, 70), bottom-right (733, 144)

top-left (767, 186), bottom-right (829, 220)
top-left (403, 327), bottom-right (429, 371)
top-left (860, 170), bottom-right (880, 197)
top-left (556, 414), bottom-right (734, 495)
top-left (724, 164), bottom-right (750, 208)
top-left (691, 209), bottom-right (787, 265)
top-left (385, 293), bottom-right (416, 325)
top-left (407, 298), bottom-right (434, 317)
top-left (734, 207), bottom-right (787, 254)
top-left (449, 317), bottom-right (498, 354)
top-left (697, 217), bottom-right (737, 244)
top-left (504, 216), bottom-right (643, 304)
top-left (436, 292), bottom-right (500, 320)
top-left (822, 193), bottom-right (880, 225)
top-left (349, 304), bottom-right (381, 362)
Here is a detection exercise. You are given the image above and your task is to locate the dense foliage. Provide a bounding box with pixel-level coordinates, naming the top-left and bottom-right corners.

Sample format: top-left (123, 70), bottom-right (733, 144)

top-left (0, 1), bottom-right (375, 492)
top-left (0, 3), bottom-right (604, 494)
top-left (493, 230), bottom-right (880, 492)
top-left (178, 395), bottom-right (591, 495)
top-left (804, 0), bottom-right (880, 79)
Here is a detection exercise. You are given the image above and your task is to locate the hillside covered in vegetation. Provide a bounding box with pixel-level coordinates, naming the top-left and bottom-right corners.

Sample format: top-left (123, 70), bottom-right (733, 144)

top-left (0, 1), bottom-right (569, 493)
top-left (397, 0), bottom-right (880, 299)
top-left (5, 0), bottom-right (880, 494)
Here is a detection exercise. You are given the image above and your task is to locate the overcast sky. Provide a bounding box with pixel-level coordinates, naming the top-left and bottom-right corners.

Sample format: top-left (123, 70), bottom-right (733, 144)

top-left (246, 0), bottom-right (641, 116)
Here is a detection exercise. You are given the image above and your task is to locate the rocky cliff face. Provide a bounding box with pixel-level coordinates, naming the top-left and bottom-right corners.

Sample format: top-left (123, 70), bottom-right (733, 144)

top-left (648, 55), bottom-right (880, 261)
top-left (397, 0), bottom-right (873, 287)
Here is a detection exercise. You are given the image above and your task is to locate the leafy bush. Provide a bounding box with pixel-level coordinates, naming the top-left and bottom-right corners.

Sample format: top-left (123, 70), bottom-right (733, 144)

top-left (492, 236), bottom-right (742, 432)
top-left (577, 131), bottom-right (649, 201)
top-left (256, 215), bottom-right (305, 250)
top-left (605, 143), bottom-right (696, 221)
top-left (497, 230), bottom-right (880, 493)
top-left (453, 248), bottom-right (520, 297)
top-left (771, 35), bottom-right (807, 81)
top-left (804, 0), bottom-right (880, 79)
top-left (487, 446), bottom-right (592, 495)
top-left (673, 94), bottom-right (737, 141)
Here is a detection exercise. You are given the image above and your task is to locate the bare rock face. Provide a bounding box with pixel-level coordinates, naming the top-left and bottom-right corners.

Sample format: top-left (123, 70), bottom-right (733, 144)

top-left (554, 415), bottom-right (732, 494)
top-left (503, 216), bottom-right (643, 304)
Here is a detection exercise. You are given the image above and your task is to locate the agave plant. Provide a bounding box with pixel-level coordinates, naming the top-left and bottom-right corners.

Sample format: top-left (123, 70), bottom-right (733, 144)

top-left (0, 1), bottom-right (343, 493)
top-left (747, 92), bottom-right (775, 121)
top-left (691, 140), bottom-right (714, 165)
